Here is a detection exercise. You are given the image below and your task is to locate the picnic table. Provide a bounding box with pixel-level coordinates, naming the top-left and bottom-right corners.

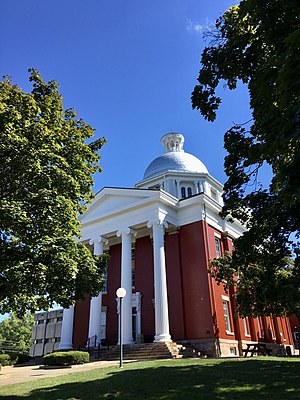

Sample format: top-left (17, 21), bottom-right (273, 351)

top-left (243, 343), bottom-right (272, 357)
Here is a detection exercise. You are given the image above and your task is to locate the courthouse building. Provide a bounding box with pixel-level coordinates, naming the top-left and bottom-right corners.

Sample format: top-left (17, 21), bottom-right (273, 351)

top-left (31, 132), bottom-right (294, 357)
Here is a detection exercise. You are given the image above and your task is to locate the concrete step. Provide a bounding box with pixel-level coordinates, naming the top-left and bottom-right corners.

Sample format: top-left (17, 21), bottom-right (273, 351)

top-left (87, 342), bottom-right (182, 361)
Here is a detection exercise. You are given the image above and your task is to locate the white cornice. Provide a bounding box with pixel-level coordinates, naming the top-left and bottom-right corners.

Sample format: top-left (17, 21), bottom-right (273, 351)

top-left (135, 170), bottom-right (224, 190)
top-left (80, 186), bottom-right (246, 243)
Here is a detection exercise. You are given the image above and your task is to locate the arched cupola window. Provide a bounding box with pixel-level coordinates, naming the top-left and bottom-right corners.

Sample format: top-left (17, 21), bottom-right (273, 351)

top-left (187, 187), bottom-right (192, 197)
top-left (181, 187), bottom-right (186, 199)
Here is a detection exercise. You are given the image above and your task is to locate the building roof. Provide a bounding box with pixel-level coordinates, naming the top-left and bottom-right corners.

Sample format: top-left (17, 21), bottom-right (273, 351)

top-left (143, 132), bottom-right (209, 179)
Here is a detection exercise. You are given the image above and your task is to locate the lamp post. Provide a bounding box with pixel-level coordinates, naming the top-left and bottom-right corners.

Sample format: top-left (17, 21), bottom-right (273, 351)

top-left (116, 287), bottom-right (126, 368)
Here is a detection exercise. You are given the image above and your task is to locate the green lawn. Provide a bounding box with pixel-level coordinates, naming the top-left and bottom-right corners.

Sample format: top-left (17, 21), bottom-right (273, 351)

top-left (0, 357), bottom-right (300, 400)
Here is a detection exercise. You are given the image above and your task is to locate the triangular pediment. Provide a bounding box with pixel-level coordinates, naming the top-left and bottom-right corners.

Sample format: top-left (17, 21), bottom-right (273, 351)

top-left (79, 187), bottom-right (160, 225)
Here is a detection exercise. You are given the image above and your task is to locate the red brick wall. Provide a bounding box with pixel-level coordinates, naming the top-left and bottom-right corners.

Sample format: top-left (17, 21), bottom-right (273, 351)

top-left (275, 316), bottom-right (294, 345)
top-left (289, 315), bottom-right (299, 347)
top-left (178, 221), bottom-right (214, 339)
top-left (102, 243), bottom-right (121, 344)
top-left (165, 232), bottom-right (185, 340)
top-left (222, 234), bottom-right (233, 252)
top-left (72, 295), bottom-right (91, 348)
top-left (135, 236), bottom-right (155, 343)
top-left (206, 225), bottom-right (235, 340)
top-left (283, 317), bottom-right (293, 345)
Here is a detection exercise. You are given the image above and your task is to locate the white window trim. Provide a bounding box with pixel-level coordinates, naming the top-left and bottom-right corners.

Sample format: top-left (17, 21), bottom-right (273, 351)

top-left (243, 318), bottom-right (251, 337)
top-left (257, 317), bottom-right (264, 338)
top-left (222, 298), bottom-right (234, 335)
top-left (215, 237), bottom-right (222, 258)
top-left (269, 317), bottom-right (276, 339)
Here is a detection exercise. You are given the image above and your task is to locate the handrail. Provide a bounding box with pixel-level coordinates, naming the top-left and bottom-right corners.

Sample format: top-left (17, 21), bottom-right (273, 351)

top-left (87, 335), bottom-right (98, 350)
top-left (78, 334), bottom-right (98, 351)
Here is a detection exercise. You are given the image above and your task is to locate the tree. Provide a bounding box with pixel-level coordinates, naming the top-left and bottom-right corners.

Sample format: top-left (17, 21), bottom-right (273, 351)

top-left (0, 313), bottom-right (34, 353)
top-left (0, 69), bottom-right (107, 315)
top-left (191, 0), bottom-right (300, 317)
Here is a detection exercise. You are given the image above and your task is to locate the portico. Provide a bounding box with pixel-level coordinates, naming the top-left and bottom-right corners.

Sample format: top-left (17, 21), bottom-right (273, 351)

top-left (85, 217), bottom-right (173, 345)
top-left (58, 189), bottom-right (178, 349)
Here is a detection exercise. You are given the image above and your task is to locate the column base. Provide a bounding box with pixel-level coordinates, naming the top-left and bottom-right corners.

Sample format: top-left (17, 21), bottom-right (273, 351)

top-left (154, 334), bottom-right (172, 343)
top-left (120, 338), bottom-right (135, 345)
top-left (58, 343), bottom-right (73, 351)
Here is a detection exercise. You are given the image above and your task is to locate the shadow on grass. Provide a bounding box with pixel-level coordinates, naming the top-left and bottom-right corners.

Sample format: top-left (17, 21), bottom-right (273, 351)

top-left (1, 358), bottom-right (300, 400)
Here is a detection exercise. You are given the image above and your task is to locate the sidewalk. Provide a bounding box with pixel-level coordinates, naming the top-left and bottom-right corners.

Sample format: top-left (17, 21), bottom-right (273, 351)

top-left (0, 360), bottom-right (124, 387)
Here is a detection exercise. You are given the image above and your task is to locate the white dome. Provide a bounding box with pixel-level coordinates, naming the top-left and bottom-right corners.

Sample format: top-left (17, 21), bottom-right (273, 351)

top-left (143, 133), bottom-right (208, 179)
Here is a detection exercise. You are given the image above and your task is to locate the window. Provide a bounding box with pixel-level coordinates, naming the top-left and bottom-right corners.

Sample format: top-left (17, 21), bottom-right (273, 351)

top-left (280, 318), bottom-right (286, 341)
top-left (187, 187), bottom-right (192, 197)
top-left (132, 307), bottom-right (137, 341)
top-left (230, 347), bottom-right (237, 355)
top-left (100, 308), bottom-right (107, 340)
top-left (270, 317), bottom-right (276, 339)
top-left (222, 300), bottom-right (232, 333)
top-left (215, 237), bottom-right (222, 257)
top-left (243, 318), bottom-right (250, 336)
top-left (257, 317), bottom-right (264, 338)
top-left (102, 259), bottom-right (108, 292)
top-left (181, 187), bottom-right (186, 199)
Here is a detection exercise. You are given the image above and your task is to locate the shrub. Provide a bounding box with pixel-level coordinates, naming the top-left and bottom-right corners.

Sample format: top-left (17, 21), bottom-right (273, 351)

top-left (0, 353), bottom-right (18, 366)
top-left (43, 351), bottom-right (89, 366)
top-left (10, 353), bottom-right (32, 364)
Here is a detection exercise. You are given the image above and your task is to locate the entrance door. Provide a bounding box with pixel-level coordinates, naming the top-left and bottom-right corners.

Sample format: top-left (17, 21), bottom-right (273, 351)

top-left (132, 292), bottom-right (142, 342)
top-left (132, 307), bottom-right (137, 341)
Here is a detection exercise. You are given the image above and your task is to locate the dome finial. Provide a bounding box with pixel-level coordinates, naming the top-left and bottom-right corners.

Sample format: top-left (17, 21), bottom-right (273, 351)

top-left (161, 132), bottom-right (184, 153)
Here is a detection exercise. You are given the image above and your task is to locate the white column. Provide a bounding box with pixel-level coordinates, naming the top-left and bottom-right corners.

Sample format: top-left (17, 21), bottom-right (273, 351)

top-left (164, 180), bottom-right (169, 193)
top-left (170, 179), bottom-right (176, 197)
top-left (58, 306), bottom-right (75, 350)
top-left (117, 228), bottom-right (136, 344)
top-left (88, 236), bottom-right (108, 345)
top-left (147, 219), bottom-right (172, 342)
top-left (194, 180), bottom-right (200, 194)
top-left (176, 180), bottom-right (181, 198)
top-left (199, 180), bottom-right (206, 194)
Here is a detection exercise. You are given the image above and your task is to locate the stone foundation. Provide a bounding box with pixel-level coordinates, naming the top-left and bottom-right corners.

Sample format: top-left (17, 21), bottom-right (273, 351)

top-left (179, 338), bottom-right (295, 358)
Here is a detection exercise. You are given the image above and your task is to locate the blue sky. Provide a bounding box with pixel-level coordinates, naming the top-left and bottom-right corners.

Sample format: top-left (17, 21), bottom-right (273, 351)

top-left (0, 1), bottom-right (250, 321)
top-left (0, 0), bottom-right (250, 192)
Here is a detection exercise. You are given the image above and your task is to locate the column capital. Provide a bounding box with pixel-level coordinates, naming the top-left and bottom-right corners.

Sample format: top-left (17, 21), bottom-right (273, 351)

top-left (147, 219), bottom-right (168, 230)
top-left (116, 228), bottom-right (137, 238)
top-left (89, 236), bottom-right (109, 246)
